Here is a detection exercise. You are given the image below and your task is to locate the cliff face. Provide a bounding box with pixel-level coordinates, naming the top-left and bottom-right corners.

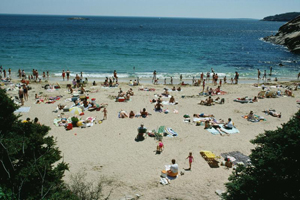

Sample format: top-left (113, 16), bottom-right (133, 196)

top-left (264, 16), bottom-right (300, 53)
top-left (262, 12), bottom-right (300, 22)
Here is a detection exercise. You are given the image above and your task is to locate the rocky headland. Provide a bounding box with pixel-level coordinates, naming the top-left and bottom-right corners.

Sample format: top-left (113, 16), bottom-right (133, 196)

top-left (263, 16), bottom-right (300, 54)
top-left (262, 12), bottom-right (300, 22)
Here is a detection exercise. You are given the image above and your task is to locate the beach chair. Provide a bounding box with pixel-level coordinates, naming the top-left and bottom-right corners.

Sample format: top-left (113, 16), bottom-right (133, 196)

top-left (200, 150), bottom-right (219, 168)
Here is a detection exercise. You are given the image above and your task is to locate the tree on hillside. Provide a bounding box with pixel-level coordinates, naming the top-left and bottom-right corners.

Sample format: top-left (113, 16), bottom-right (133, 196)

top-left (223, 110), bottom-right (300, 200)
top-left (0, 88), bottom-right (76, 199)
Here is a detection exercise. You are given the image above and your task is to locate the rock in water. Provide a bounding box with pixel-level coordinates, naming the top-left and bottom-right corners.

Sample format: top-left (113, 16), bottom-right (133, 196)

top-left (263, 16), bottom-right (300, 54)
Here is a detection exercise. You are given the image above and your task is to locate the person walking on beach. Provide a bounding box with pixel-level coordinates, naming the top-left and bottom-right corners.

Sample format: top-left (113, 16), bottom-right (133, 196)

top-left (66, 69), bottom-right (70, 81)
top-left (152, 70), bottom-right (157, 83)
top-left (257, 69), bottom-right (261, 79)
top-left (234, 71), bottom-right (239, 84)
top-left (103, 107), bottom-right (107, 120)
top-left (35, 70), bottom-right (39, 80)
top-left (43, 72), bottom-right (46, 79)
top-left (19, 86), bottom-right (24, 106)
top-left (263, 70), bottom-right (267, 80)
top-left (23, 84), bottom-right (28, 101)
top-left (206, 72), bottom-right (210, 81)
top-left (186, 152), bottom-right (194, 170)
top-left (62, 70), bottom-right (66, 81)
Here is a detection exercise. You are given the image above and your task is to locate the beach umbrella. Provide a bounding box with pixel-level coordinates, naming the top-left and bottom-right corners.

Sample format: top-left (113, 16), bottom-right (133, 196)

top-left (69, 107), bottom-right (82, 115)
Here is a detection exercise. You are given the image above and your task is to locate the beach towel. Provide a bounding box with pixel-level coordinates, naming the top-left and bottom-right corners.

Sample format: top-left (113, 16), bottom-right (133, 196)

top-left (193, 117), bottom-right (211, 122)
top-left (205, 127), bottom-right (220, 135)
top-left (219, 124), bottom-right (240, 134)
top-left (154, 94), bottom-right (171, 99)
top-left (242, 115), bottom-right (266, 122)
top-left (14, 107), bottom-right (31, 113)
top-left (221, 151), bottom-right (250, 165)
top-left (158, 126), bottom-right (165, 134)
top-left (162, 101), bottom-right (176, 105)
top-left (165, 127), bottom-right (178, 137)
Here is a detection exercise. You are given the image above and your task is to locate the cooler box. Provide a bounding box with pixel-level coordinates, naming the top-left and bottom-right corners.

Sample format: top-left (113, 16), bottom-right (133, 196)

top-left (118, 97), bottom-right (125, 102)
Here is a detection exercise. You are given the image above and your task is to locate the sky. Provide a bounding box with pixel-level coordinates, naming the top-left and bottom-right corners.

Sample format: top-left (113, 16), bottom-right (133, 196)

top-left (0, 0), bottom-right (299, 19)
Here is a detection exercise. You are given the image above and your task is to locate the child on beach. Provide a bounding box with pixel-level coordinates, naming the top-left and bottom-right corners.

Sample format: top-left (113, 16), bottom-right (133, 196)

top-left (186, 152), bottom-right (194, 170)
top-left (103, 107), bottom-right (107, 120)
top-left (157, 139), bottom-right (164, 153)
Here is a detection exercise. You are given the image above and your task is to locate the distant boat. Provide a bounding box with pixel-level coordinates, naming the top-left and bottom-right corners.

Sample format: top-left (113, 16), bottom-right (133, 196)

top-left (139, 25), bottom-right (143, 28)
top-left (68, 17), bottom-right (89, 20)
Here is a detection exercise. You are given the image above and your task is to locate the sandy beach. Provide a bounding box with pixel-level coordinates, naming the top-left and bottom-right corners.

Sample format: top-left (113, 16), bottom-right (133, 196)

top-left (3, 78), bottom-right (300, 200)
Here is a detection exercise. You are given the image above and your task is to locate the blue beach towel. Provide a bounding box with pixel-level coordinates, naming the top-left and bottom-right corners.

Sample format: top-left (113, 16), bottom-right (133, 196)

top-left (14, 107), bottom-right (31, 113)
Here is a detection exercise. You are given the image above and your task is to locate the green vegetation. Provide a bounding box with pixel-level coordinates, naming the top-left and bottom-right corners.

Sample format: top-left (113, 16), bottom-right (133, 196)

top-left (0, 88), bottom-right (76, 199)
top-left (223, 110), bottom-right (300, 199)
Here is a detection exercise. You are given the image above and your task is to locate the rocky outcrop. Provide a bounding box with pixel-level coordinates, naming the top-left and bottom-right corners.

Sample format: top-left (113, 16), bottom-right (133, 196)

top-left (264, 16), bottom-right (300, 54)
top-left (262, 12), bottom-right (300, 22)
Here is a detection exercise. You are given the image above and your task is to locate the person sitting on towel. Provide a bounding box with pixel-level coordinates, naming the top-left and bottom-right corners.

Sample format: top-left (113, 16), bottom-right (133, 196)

top-left (167, 159), bottom-right (178, 177)
top-left (223, 118), bottom-right (233, 129)
top-left (169, 96), bottom-right (175, 104)
top-left (154, 102), bottom-right (163, 112)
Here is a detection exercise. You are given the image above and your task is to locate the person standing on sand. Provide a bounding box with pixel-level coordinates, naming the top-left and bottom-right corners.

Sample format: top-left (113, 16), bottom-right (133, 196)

top-left (3, 69), bottom-right (6, 78)
top-left (234, 71), bottom-right (239, 84)
top-left (263, 70), bottom-right (267, 80)
top-left (8, 68), bottom-right (11, 77)
top-left (66, 69), bottom-right (70, 81)
top-left (270, 66), bottom-right (272, 76)
top-left (103, 107), bottom-right (107, 120)
top-left (80, 71), bottom-right (83, 78)
top-left (35, 69), bottom-right (39, 80)
top-left (62, 70), bottom-right (65, 81)
top-left (257, 69), bottom-right (261, 79)
top-left (170, 77), bottom-right (173, 85)
top-left (202, 80), bottom-right (206, 92)
top-left (152, 70), bottom-right (157, 83)
top-left (206, 72), bottom-right (210, 81)
top-left (47, 71), bottom-right (49, 79)
top-left (180, 74), bottom-right (183, 82)
top-left (200, 72), bottom-right (204, 81)
top-left (186, 152), bottom-right (194, 170)
top-left (19, 86), bottom-right (24, 106)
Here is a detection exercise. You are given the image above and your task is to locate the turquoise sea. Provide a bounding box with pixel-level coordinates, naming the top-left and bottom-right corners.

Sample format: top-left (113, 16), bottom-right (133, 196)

top-left (0, 14), bottom-right (299, 81)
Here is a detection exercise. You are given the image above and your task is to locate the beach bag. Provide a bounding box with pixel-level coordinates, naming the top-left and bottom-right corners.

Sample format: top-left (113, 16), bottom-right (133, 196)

top-left (66, 123), bottom-right (73, 130)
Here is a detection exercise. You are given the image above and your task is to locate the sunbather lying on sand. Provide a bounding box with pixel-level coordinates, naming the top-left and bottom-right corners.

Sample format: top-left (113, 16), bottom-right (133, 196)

top-left (264, 110), bottom-right (281, 118)
top-left (204, 120), bottom-right (229, 136)
top-left (193, 113), bottom-right (214, 118)
top-left (120, 110), bottom-right (129, 118)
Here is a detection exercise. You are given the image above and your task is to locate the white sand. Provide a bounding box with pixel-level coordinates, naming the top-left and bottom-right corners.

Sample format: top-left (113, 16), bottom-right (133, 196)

top-left (4, 79), bottom-right (300, 200)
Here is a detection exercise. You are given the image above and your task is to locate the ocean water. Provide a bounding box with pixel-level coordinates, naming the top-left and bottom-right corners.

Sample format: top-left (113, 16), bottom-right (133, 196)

top-left (0, 14), bottom-right (299, 81)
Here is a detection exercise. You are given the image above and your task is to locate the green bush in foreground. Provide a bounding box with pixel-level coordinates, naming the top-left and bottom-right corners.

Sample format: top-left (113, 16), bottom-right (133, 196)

top-left (223, 110), bottom-right (300, 200)
top-left (0, 89), bottom-right (76, 199)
